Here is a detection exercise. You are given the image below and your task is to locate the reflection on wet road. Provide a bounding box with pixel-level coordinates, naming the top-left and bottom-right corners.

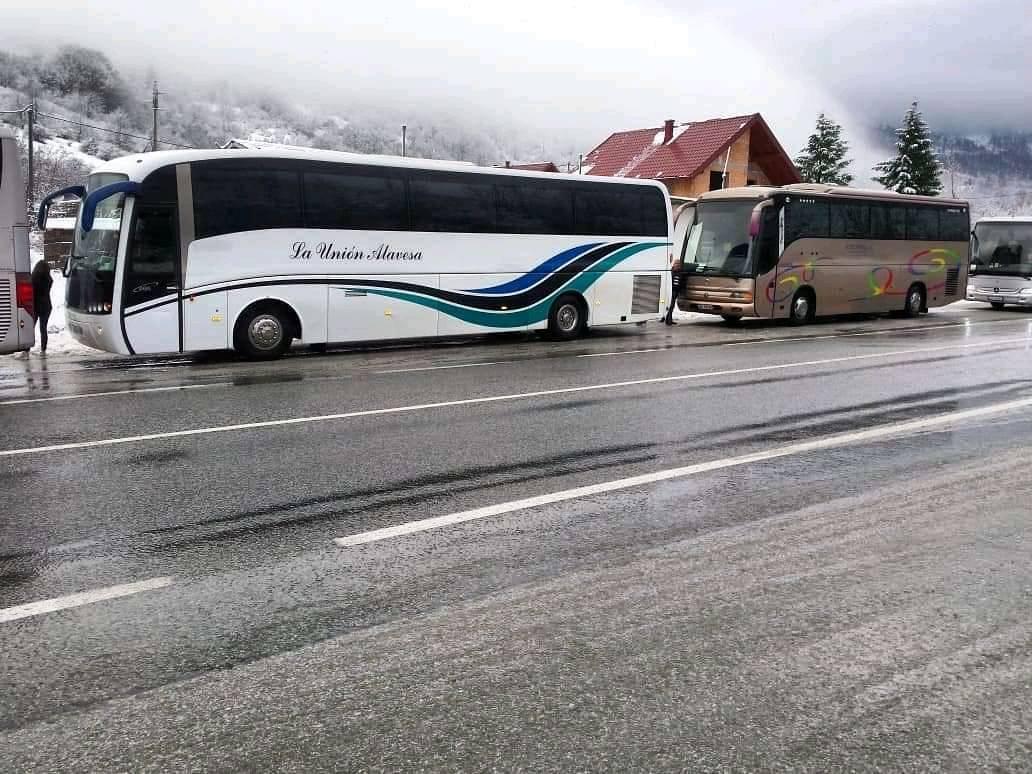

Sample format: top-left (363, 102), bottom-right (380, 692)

top-left (2, 304), bottom-right (1032, 771)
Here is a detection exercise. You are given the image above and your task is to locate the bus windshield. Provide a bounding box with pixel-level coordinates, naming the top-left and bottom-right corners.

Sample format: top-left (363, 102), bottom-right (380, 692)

top-left (68, 173), bottom-right (128, 314)
top-left (972, 221), bottom-right (1032, 276)
top-left (682, 200), bottom-right (754, 278)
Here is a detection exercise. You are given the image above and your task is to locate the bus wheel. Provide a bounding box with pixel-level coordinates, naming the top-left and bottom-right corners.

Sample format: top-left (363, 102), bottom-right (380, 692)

top-left (548, 294), bottom-right (586, 340)
top-left (789, 290), bottom-right (815, 325)
top-left (721, 314), bottom-right (743, 326)
top-left (902, 284), bottom-right (925, 318)
top-left (234, 302), bottom-right (295, 360)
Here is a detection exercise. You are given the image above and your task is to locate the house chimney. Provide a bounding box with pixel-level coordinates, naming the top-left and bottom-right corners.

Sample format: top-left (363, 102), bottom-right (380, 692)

top-left (663, 119), bottom-right (675, 144)
top-left (505, 160), bottom-right (511, 168)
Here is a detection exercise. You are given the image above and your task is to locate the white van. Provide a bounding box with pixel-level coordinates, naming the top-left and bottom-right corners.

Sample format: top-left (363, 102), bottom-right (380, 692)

top-left (0, 126), bottom-right (34, 353)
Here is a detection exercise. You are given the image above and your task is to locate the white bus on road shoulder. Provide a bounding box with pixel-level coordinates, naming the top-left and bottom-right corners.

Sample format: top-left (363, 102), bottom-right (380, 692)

top-left (968, 217), bottom-right (1032, 309)
top-left (0, 126), bottom-right (34, 354)
top-left (40, 148), bottom-right (672, 358)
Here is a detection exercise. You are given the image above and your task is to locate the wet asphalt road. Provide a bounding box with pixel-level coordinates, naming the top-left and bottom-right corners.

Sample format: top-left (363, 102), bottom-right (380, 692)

top-left (2, 303), bottom-right (1032, 772)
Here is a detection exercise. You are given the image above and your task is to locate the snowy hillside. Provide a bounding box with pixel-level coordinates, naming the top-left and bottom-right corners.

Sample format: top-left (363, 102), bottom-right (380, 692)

top-left (0, 45), bottom-right (570, 171)
top-left (872, 125), bottom-right (1032, 218)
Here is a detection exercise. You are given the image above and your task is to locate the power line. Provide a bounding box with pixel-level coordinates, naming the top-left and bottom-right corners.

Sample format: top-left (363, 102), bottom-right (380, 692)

top-left (35, 110), bottom-right (193, 149)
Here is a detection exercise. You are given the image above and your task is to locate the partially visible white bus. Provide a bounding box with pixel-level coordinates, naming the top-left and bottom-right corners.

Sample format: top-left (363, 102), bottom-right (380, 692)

top-left (0, 126), bottom-right (34, 354)
top-left (967, 217), bottom-right (1032, 309)
top-left (40, 148), bottom-right (672, 358)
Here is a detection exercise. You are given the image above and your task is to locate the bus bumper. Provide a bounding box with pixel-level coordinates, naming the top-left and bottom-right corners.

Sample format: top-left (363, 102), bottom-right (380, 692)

top-left (66, 309), bottom-right (130, 354)
top-left (966, 287), bottom-right (1032, 306)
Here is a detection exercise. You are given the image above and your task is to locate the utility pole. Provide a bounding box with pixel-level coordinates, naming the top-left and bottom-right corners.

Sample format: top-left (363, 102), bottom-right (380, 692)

top-left (26, 100), bottom-right (35, 208)
top-left (401, 124), bottom-right (407, 157)
top-left (151, 81), bottom-right (161, 152)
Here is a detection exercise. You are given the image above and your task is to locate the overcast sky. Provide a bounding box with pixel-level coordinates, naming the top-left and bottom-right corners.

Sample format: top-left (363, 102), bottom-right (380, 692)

top-left (3, 0), bottom-right (1027, 174)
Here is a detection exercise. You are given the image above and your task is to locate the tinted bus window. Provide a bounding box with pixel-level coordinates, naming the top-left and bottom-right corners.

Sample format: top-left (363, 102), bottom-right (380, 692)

top-left (785, 197), bottom-right (829, 245)
top-left (640, 189), bottom-right (669, 237)
top-left (409, 174), bottom-right (496, 233)
top-left (496, 182), bottom-right (574, 235)
top-left (940, 207), bottom-right (970, 241)
top-left (193, 166), bottom-right (302, 239)
top-left (574, 188), bottom-right (642, 236)
top-left (830, 202), bottom-right (870, 239)
top-left (870, 204), bottom-right (906, 240)
top-left (907, 207), bottom-right (939, 241)
top-left (303, 171), bottom-right (406, 231)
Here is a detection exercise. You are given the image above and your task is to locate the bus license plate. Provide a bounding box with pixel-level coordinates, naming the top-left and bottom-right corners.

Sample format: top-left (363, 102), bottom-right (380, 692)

top-left (990, 296), bottom-right (1004, 303)
top-left (695, 304), bottom-right (715, 311)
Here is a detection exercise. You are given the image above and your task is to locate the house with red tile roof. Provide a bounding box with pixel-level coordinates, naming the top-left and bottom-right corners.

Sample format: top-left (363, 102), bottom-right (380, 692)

top-left (582, 114), bottom-right (800, 198)
top-left (495, 161), bottom-right (561, 173)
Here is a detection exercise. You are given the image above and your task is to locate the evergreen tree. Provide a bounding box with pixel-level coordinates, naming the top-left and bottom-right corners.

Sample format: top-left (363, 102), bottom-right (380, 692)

top-left (795, 113), bottom-right (853, 185)
top-left (873, 101), bottom-right (942, 195)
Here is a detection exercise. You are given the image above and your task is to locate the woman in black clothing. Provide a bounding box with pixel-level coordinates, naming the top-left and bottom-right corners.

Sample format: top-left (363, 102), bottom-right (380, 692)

top-left (31, 260), bottom-right (53, 354)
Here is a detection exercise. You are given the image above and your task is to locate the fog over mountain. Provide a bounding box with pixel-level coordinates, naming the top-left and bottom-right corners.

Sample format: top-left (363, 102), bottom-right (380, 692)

top-left (1, 0), bottom-right (1029, 195)
top-left (1, 0), bottom-right (866, 162)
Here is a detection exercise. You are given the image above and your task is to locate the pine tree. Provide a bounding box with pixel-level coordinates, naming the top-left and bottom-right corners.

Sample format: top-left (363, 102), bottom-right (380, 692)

top-left (873, 101), bottom-right (942, 195)
top-left (795, 113), bottom-right (853, 185)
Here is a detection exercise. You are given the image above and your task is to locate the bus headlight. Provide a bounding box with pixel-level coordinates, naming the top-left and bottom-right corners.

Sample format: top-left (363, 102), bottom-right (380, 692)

top-left (729, 291), bottom-right (754, 302)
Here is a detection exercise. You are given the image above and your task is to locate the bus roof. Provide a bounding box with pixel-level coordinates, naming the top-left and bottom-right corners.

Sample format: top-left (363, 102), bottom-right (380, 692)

top-left (697, 183), bottom-right (968, 208)
top-left (88, 147), bottom-right (670, 191)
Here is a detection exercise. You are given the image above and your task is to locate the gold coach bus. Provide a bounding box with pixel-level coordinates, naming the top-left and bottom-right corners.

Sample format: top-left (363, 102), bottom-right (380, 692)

top-left (677, 184), bottom-right (970, 324)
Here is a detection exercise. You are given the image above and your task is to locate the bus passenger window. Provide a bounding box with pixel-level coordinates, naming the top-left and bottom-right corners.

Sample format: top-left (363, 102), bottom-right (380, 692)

top-left (907, 207), bottom-right (939, 241)
top-left (870, 204), bottom-right (905, 240)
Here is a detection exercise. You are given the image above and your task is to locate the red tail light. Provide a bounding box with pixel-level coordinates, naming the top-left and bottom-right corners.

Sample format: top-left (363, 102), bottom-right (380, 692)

top-left (15, 273), bottom-right (33, 318)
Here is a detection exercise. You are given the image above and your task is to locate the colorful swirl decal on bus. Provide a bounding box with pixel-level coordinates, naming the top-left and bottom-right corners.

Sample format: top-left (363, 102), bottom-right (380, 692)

top-left (853, 247), bottom-right (962, 300)
top-left (766, 259), bottom-right (829, 303)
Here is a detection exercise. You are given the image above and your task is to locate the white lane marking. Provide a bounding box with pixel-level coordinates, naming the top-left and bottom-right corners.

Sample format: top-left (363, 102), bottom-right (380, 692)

top-left (578, 348), bottom-right (664, 358)
top-left (335, 394), bottom-right (1032, 547)
top-left (580, 318), bottom-right (1029, 358)
top-left (0, 382), bottom-right (230, 406)
top-left (0, 577), bottom-right (174, 624)
top-left (0, 336), bottom-right (1028, 459)
top-left (375, 361), bottom-right (506, 375)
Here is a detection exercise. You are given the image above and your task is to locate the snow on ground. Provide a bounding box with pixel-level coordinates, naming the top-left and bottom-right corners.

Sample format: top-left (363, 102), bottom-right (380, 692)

top-left (2, 251), bottom-right (95, 360)
top-left (41, 259), bottom-right (94, 356)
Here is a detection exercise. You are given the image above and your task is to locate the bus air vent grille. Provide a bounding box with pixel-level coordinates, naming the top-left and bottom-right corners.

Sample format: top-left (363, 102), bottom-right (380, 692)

top-left (631, 274), bottom-right (662, 315)
top-left (0, 279), bottom-right (11, 340)
top-left (945, 266), bottom-right (961, 296)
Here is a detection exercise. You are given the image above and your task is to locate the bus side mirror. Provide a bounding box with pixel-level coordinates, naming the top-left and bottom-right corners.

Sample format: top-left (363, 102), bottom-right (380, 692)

top-left (79, 180), bottom-right (142, 233)
top-left (749, 209), bottom-right (761, 238)
top-left (36, 185), bottom-right (86, 230)
top-left (62, 254), bottom-right (72, 278)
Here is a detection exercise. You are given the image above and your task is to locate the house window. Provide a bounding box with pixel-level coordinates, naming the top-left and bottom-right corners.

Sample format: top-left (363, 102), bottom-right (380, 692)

top-left (709, 170), bottom-right (724, 191)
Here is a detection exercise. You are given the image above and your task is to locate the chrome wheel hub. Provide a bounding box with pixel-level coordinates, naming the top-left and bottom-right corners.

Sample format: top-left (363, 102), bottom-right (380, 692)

top-left (793, 297), bottom-right (809, 320)
top-left (249, 315), bottom-right (284, 351)
top-left (557, 304), bottom-right (579, 332)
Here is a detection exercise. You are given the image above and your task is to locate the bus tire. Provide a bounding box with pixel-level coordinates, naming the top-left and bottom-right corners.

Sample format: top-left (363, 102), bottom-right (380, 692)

top-left (234, 301), bottom-right (297, 360)
top-left (902, 284), bottom-right (925, 318)
top-left (991, 301), bottom-right (1006, 311)
top-left (789, 289), bottom-right (815, 325)
top-left (721, 314), bottom-right (743, 326)
top-left (547, 293), bottom-right (587, 340)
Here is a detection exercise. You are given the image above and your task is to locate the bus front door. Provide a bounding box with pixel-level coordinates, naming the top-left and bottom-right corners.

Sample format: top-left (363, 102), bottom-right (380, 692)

top-left (752, 205), bottom-right (782, 319)
top-left (121, 203), bottom-right (182, 354)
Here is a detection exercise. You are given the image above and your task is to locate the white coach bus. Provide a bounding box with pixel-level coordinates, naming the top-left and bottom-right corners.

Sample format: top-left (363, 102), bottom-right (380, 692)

top-left (38, 148), bottom-right (672, 358)
top-left (0, 126), bottom-right (34, 354)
